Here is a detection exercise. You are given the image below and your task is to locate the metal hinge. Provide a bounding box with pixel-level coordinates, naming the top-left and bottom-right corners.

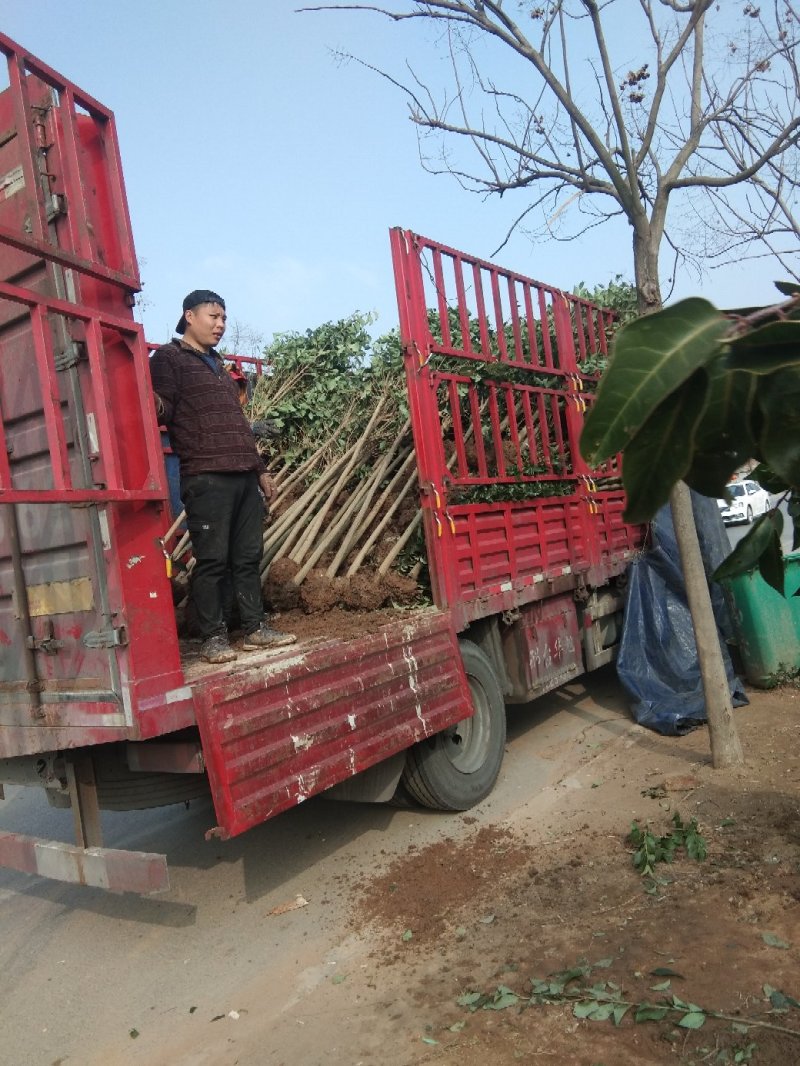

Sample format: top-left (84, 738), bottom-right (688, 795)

top-left (82, 626), bottom-right (128, 649)
top-left (26, 619), bottom-right (63, 655)
top-left (45, 192), bottom-right (66, 222)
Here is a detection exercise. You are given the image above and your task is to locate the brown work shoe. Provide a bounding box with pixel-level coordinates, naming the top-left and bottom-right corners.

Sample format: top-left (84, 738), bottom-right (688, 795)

top-left (200, 634), bottom-right (238, 664)
top-left (241, 623), bottom-right (297, 651)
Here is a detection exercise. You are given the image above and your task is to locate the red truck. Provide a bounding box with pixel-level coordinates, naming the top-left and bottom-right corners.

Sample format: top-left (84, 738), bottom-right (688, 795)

top-left (0, 34), bottom-right (643, 894)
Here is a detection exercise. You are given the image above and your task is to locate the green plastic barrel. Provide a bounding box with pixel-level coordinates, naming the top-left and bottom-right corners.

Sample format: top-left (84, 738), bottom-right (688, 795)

top-left (723, 550), bottom-right (800, 687)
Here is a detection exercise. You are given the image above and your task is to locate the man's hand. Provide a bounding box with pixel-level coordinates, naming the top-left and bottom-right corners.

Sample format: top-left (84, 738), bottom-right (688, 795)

top-left (154, 392), bottom-right (166, 420)
top-left (258, 472), bottom-right (275, 501)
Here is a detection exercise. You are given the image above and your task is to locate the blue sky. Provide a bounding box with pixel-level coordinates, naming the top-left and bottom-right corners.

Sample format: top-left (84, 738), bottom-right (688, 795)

top-left (3, 2), bottom-right (793, 350)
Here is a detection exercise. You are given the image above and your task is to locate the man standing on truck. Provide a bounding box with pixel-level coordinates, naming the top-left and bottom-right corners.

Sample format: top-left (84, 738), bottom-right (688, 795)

top-left (150, 289), bottom-right (296, 664)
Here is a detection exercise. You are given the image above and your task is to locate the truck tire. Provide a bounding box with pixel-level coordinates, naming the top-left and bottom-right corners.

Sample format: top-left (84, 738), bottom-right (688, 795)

top-left (90, 745), bottom-right (211, 811)
top-left (399, 640), bottom-right (506, 811)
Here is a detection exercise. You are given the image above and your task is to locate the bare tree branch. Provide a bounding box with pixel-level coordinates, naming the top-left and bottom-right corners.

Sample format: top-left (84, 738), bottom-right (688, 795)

top-left (304, 1), bottom-right (800, 310)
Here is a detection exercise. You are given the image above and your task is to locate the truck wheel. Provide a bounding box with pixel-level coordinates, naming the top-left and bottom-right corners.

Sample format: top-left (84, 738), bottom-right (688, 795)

top-left (90, 745), bottom-right (211, 811)
top-left (400, 640), bottom-right (506, 811)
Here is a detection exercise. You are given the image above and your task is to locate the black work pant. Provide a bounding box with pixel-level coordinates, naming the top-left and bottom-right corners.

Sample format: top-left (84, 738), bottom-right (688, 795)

top-left (181, 471), bottom-right (265, 639)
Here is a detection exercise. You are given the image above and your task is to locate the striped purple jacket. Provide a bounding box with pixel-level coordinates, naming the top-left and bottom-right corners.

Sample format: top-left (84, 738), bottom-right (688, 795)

top-left (149, 339), bottom-right (265, 478)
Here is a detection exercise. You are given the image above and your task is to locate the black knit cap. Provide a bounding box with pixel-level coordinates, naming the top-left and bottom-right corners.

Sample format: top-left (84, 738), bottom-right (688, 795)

top-left (175, 289), bottom-right (225, 334)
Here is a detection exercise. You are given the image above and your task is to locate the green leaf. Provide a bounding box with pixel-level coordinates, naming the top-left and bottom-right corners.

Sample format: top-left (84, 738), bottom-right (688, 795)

top-left (485, 991), bottom-right (520, 1011)
top-left (650, 980), bottom-right (672, 991)
top-left (685, 831), bottom-right (708, 862)
top-left (580, 299), bottom-right (728, 465)
top-left (713, 513), bottom-right (776, 581)
top-left (683, 366), bottom-right (760, 498)
top-left (401, 929), bottom-right (413, 942)
top-left (749, 462), bottom-right (789, 494)
top-left (650, 967), bottom-right (684, 978)
top-left (774, 281), bottom-right (800, 296)
top-left (757, 366), bottom-right (800, 487)
top-left (613, 1005), bottom-right (630, 1026)
top-left (421, 1036), bottom-right (439, 1045)
top-left (678, 1012), bottom-right (707, 1029)
top-left (762, 932), bottom-right (790, 949)
top-left (552, 966), bottom-right (590, 985)
top-left (587, 982), bottom-right (613, 998)
top-left (530, 979), bottom-right (552, 995)
top-left (672, 996), bottom-right (703, 1014)
top-left (758, 513), bottom-right (785, 595)
top-left (574, 1001), bottom-right (598, 1019)
top-left (587, 1003), bottom-right (616, 1022)
top-left (621, 371), bottom-right (707, 523)
top-left (456, 991), bottom-right (483, 1008)
top-left (449, 1020), bottom-right (466, 1032)
top-left (726, 321), bottom-right (800, 374)
top-left (634, 1004), bottom-right (670, 1023)
top-left (769, 990), bottom-right (792, 1010)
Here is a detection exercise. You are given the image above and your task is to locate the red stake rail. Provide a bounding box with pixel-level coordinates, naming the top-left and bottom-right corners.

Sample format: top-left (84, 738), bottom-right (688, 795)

top-left (0, 33), bottom-right (187, 757)
top-left (391, 228), bottom-right (642, 631)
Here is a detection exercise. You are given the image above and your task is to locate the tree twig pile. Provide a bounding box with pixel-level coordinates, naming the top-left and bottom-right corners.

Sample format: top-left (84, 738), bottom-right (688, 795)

top-left (166, 288), bottom-right (628, 619)
top-left (168, 314), bottom-right (428, 616)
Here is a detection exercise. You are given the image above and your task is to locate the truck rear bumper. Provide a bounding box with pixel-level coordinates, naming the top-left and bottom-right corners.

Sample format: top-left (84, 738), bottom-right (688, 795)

top-left (0, 830), bottom-right (169, 894)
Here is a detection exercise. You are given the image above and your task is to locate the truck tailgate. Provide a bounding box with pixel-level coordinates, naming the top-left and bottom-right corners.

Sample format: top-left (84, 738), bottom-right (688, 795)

top-left (193, 610), bottom-right (470, 839)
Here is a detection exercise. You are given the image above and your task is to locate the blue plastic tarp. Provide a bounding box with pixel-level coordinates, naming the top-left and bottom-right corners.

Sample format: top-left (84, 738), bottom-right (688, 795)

top-left (617, 492), bottom-right (748, 736)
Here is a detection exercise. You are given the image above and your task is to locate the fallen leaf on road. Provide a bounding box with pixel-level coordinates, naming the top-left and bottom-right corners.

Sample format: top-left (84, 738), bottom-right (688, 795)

top-left (762, 932), bottom-right (790, 949)
top-left (268, 895), bottom-right (309, 916)
top-left (663, 775), bottom-right (700, 792)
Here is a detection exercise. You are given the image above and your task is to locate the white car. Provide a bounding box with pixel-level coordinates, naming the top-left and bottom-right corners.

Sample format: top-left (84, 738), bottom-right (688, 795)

top-left (717, 479), bottom-right (772, 524)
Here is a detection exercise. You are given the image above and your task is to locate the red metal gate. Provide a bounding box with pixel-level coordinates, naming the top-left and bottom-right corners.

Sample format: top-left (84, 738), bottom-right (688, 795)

top-left (0, 35), bottom-right (188, 756)
top-left (390, 229), bottom-right (641, 631)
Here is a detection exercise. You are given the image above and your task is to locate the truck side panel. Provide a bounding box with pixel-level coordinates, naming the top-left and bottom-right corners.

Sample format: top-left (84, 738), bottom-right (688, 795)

top-left (390, 229), bottom-right (644, 631)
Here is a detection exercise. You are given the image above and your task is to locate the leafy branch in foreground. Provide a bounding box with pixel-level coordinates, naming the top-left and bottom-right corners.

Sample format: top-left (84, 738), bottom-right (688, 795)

top-left (456, 962), bottom-right (800, 1040)
top-left (579, 283), bottom-right (800, 592)
top-left (628, 813), bottom-right (707, 886)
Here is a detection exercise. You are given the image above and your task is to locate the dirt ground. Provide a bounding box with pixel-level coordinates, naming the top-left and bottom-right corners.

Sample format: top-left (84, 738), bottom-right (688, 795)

top-left (336, 684), bottom-right (800, 1066)
top-left (2, 674), bottom-right (798, 1066)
